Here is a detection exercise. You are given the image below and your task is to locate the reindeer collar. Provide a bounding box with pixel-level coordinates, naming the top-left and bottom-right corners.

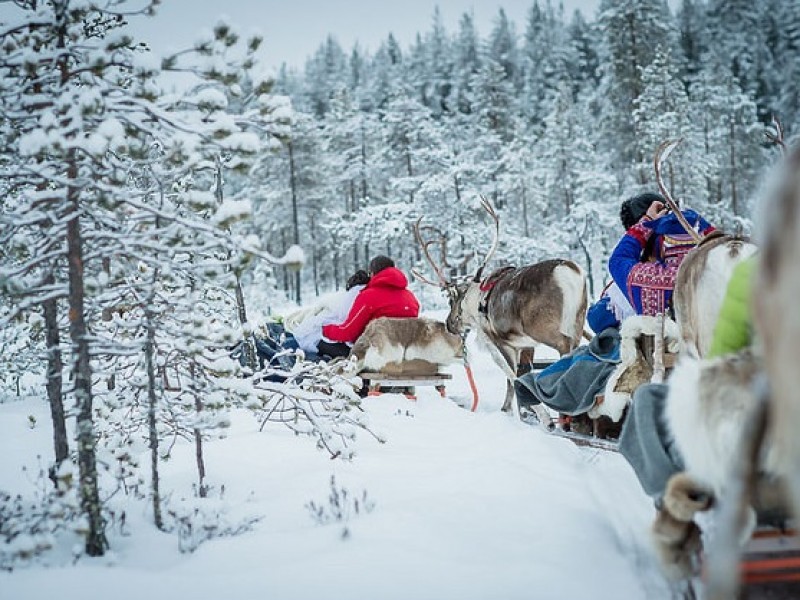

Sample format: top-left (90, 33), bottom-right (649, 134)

top-left (478, 266), bottom-right (514, 314)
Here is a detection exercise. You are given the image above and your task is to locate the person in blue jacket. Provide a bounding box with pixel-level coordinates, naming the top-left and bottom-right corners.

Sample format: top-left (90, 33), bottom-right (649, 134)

top-left (608, 193), bottom-right (715, 317)
top-left (516, 192), bottom-right (715, 420)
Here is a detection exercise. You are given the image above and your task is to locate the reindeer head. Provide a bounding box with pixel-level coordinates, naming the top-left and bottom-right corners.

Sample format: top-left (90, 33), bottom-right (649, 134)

top-left (412, 196), bottom-right (499, 336)
top-left (443, 280), bottom-right (473, 335)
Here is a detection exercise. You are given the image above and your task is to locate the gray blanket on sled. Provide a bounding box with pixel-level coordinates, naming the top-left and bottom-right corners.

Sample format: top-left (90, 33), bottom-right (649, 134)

top-left (514, 328), bottom-right (621, 416)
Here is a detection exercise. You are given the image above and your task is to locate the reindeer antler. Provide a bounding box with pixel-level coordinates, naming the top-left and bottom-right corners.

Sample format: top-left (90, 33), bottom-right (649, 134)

top-left (413, 216), bottom-right (449, 287)
top-left (654, 139), bottom-right (703, 244)
top-left (474, 195), bottom-right (500, 282)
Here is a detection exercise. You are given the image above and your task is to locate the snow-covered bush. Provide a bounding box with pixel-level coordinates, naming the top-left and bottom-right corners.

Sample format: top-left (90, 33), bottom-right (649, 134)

top-left (243, 359), bottom-right (384, 460)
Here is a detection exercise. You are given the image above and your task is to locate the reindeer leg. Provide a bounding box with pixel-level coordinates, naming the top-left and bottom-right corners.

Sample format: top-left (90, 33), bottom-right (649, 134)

top-left (495, 344), bottom-right (553, 429)
top-left (494, 345), bottom-right (518, 413)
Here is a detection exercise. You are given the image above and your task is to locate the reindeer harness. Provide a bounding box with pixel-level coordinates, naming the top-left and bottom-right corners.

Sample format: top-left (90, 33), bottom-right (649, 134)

top-left (477, 266), bottom-right (515, 315)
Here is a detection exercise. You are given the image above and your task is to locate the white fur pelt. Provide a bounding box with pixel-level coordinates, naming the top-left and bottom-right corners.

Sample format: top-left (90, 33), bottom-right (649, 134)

top-left (590, 315), bottom-right (680, 422)
top-left (350, 317), bottom-right (463, 375)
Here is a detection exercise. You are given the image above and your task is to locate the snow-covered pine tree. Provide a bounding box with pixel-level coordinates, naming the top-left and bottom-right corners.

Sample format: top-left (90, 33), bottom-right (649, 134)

top-left (596, 0), bottom-right (678, 180)
top-left (632, 47), bottom-right (707, 200)
top-left (688, 53), bottom-right (764, 226)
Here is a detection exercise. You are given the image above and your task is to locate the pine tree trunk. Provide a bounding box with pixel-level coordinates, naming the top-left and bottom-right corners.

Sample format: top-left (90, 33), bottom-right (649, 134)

top-left (729, 116), bottom-right (738, 216)
top-left (42, 277), bottom-right (68, 467)
top-left (310, 213), bottom-right (319, 296)
top-left (66, 174), bottom-right (107, 556)
top-left (360, 122), bottom-right (368, 203)
top-left (520, 177), bottom-right (530, 237)
top-left (143, 300), bottom-right (164, 530)
top-left (287, 141), bottom-right (301, 304)
top-left (190, 362), bottom-right (207, 498)
top-left (214, 157), bottom-right (256, 369)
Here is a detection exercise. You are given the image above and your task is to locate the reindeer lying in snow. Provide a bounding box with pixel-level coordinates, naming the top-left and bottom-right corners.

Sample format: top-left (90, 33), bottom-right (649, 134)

top-left (413, 196), bottom-right (587, 423)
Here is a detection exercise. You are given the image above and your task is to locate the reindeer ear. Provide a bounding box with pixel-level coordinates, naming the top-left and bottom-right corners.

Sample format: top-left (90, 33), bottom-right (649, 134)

top-left (473, 267), bottom-right (484, 283)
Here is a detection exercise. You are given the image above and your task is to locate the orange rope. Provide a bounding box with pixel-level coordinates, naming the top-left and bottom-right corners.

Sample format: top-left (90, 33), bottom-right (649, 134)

top-left (464, 363), bottom-right (479, 412)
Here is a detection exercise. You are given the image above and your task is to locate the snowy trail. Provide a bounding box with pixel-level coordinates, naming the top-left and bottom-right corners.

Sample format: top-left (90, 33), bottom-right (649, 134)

top-left (0, 338), bottom-right (673, 600)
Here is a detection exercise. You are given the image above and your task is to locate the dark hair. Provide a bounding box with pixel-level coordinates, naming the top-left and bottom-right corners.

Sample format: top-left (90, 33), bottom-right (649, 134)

top-left (346, 269), bottom-right (370, 290)
top-left (368, 255), bottom-right (394, 275)
top-left (620, 192), bottom-right (664, 229)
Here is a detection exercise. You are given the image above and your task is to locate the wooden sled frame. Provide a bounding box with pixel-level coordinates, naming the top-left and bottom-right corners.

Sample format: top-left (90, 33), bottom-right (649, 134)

top-left (359, 371), bottom-right (452, 401)
top-left (546, 315), bottom-right (679, 446)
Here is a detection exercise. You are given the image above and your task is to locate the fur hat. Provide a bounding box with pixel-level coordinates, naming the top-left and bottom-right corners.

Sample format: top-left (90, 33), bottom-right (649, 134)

top-left (620, 193), bottom-right (664, 229)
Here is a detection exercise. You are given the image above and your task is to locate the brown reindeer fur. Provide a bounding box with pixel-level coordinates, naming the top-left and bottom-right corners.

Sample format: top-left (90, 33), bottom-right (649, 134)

top-left (479, 260), bottom-right (586, 356)
top-left (450, 259), bottom-right (587, 416)
top-left (350, 317), bottom-right (463, 375)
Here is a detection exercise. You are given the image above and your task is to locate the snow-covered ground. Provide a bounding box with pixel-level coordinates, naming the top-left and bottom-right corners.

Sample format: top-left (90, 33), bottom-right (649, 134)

top-left (0, 332), bottom-right (674, 600)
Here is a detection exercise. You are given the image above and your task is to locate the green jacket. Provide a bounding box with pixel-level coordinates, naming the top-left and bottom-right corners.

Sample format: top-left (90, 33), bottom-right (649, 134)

top-left (707, 256), bottom-right (756, 359)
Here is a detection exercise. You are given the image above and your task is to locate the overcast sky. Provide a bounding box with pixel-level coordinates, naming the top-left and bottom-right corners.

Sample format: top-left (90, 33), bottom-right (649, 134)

top-left (126, 0), bottom-right (604, 75)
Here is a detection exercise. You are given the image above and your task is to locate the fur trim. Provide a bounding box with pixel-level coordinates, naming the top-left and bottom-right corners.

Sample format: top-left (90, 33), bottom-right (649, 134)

top-left (590, 315), bottom-right (679, 421)
top-left (663, 473), bottom-right (713, 522)
top-left (619, 314), bottom-right (681, 353)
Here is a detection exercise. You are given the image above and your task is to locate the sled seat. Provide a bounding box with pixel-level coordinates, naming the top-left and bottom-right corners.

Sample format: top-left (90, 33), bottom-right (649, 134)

top-left (359, 371), bottom-right (452, 400)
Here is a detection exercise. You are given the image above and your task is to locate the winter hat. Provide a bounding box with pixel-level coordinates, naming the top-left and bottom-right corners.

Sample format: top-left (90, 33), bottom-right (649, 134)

top-left (620, 192), bottom-right (664, 229)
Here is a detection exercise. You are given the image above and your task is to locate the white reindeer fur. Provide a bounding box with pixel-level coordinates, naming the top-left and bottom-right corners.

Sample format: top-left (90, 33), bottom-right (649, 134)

top-left (359, 343), bottom-right (405, 373)
top-left (664, 353), bottom-right (778, 549)
top-left (554, 263), bottom-right (586, 340)
top-left (666, 357), bottom-right (735, 497)
top-left (590, 315), bottom-right (681, 422)
top-left (681, 242), bottom-right (757, 357)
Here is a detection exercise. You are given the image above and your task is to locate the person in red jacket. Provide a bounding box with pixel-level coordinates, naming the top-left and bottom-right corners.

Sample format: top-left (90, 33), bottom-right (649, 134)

top-left (319, 255), bottom-right (420, 358)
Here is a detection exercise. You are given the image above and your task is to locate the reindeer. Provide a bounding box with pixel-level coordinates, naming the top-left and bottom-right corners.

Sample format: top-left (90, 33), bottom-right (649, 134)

top-left (653, 139), bottom-right (757, 358)
top-left (672, 233), bottom-right (756, 357)
top-left (413, 196), bottom-right (587, 423)
top-left (651, 130), bottom-right (800, 597)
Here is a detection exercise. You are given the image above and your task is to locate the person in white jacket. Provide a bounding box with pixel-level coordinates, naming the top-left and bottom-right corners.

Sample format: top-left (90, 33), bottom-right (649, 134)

top-left (289, 270), bottom-right (369, 353)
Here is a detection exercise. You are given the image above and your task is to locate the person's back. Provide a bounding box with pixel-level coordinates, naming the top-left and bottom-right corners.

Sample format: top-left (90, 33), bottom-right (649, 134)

top-left (322, 256), bottom-right (420, 345)
top-left (290, 270), bottom-right (370, 354)
top-left (609, 195), bottom-right (714, 317)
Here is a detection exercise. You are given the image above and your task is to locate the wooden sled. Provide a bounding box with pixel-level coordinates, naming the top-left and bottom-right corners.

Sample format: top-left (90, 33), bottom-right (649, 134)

top-left (549, 317), bottom-right (679, 451)
top-left (359, 371), bottom-right (452, 400)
